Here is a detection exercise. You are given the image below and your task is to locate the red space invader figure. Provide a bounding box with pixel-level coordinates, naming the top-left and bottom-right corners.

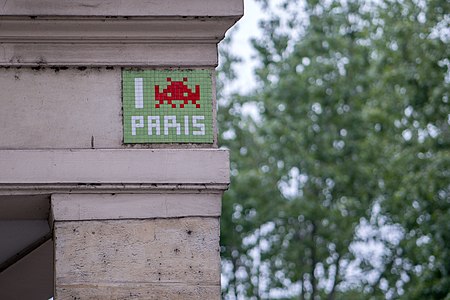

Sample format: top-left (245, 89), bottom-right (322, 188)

top-left (154, 77), bottom-right (200, 109)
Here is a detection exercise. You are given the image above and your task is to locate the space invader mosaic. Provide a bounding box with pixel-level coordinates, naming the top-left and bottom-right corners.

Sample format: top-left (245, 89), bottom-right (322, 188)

top-left (122, 69), bottom-right (214, 143)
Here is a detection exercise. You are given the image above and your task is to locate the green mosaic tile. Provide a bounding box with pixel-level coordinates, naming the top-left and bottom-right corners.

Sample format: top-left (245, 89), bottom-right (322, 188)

top-left (122, 69), bottom-right (213, 143)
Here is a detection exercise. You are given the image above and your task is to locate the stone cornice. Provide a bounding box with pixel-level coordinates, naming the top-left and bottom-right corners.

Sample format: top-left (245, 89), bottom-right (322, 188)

top-left (0, 1), bottom-right (243, 66)
top-left (0, 0), bottom-right (243, 17)
top-left (0, 149), bottom-right (230, 194)
top-left (0, 17), bottom-right (237, 43)
top-left (0, 183), bottom-right (229, 195)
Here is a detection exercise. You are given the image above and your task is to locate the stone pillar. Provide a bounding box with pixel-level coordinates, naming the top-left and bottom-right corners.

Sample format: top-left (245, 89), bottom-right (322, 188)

top-left (52, 195), bottom-right (223, 298)
top-left (0, 1), bottom-right (242, 299)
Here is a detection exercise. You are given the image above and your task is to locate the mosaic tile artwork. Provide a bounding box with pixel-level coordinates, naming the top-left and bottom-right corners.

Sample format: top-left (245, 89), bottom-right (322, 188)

top-left (122, 69), bottom-right (213, 143)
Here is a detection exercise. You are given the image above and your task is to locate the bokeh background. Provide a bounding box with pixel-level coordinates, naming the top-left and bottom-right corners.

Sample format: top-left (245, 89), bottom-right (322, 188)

top-left (217, 0), bottom-right (449, 299)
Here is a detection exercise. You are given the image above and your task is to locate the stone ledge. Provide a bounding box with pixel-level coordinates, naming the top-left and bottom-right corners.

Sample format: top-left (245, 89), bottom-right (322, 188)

top-left (0, 18), bottom-right (235, 42)
top-left (0, 149), bottom-right (230, 193)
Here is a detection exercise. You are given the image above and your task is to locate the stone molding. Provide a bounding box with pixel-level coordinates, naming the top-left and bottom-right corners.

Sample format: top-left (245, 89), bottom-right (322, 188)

top-left (0, 149), bottom-right (230, 194)
top-left (0, 0), bottom-right (243, 66)
top-left (0, 0), bottom-right (243, 17)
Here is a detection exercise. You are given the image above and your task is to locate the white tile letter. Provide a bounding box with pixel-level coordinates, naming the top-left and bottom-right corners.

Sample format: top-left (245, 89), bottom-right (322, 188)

top-left (131, 116), bottom-right (144, 135)
top-left (192, 116), bottom-right (205, 135)
top-left (148, 116), bottom-right (161, 136)
top-left (164, 116), bottom-right (181, 135)
top-left (184, 116), bottom-right (189, 135)
top-left (134, 78), bottom-right (144, 109)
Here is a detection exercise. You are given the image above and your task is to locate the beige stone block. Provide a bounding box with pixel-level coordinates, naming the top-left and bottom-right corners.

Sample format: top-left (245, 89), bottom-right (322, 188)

top-left (51, 193), bottom-right (222, 221)
top-left (54, 218), bottom-right (220, 299)
top-left (0, 67), bottom-right (122, 149)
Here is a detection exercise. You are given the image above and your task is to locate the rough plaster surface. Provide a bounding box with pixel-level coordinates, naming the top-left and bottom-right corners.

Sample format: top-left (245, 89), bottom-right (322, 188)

top-left (0, 67), bottom-right (122, 149)
top-left (54, 218), bottom-right (220, 299)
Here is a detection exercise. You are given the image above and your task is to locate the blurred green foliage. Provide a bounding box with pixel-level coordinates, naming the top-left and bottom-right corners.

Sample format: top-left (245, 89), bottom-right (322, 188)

top-left (218, 0), bottom-right (449, 299)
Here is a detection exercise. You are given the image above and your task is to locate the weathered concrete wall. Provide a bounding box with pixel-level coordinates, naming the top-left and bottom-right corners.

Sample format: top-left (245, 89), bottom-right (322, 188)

top-left (0, 1), bottom-right (242, 299)
top-left (54, 218), bottom-right (220, 299)
top-left (0, 67), bottom-right (219, 149)
top-left (0, 67), bottom-right (122, 149)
